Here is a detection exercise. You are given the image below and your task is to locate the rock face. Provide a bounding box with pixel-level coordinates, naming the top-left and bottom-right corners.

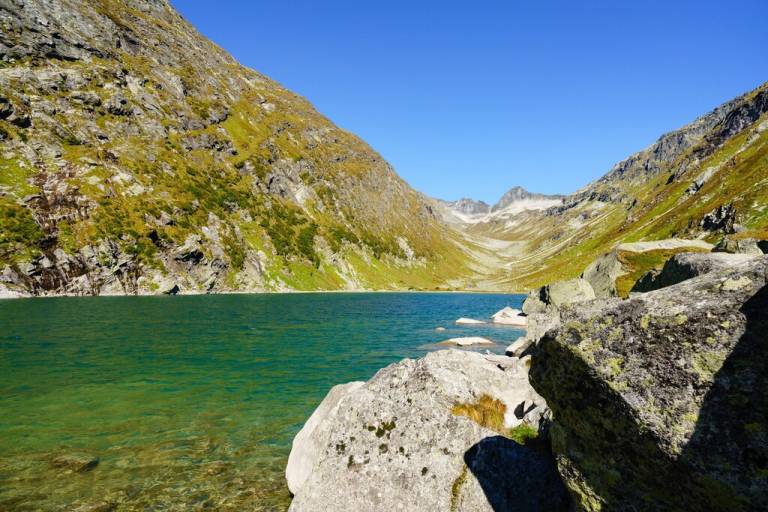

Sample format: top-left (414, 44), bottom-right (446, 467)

top-left (287, 350), bottom-right (569, 511)
top-left (521, 278), bottom-right (596, 341)
top-left (632, 252), bottom-right (758, 293)
top-left (529, 255), bottom-right (768, 511)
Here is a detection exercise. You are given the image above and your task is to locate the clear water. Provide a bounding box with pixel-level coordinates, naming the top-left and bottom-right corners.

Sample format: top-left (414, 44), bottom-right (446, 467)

top-left (0, 292), bottom-right (524, 511)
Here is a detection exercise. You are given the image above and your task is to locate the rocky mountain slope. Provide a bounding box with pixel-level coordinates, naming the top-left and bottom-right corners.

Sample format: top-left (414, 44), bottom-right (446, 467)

top-left (460, 83), bottom-right (768, 290)
top-left (0, 0), bottom-right (469, 297)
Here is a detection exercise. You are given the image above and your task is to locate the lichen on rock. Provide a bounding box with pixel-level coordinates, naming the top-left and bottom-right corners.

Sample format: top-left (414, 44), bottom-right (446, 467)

top-left (530, 255), bottom-right (768, 511)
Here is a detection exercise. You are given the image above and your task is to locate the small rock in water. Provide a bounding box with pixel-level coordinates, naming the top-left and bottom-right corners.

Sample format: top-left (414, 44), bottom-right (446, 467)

top-left (435, 326), bottom-right (446, 331)
top-left (51, 453), bottom-right (99, 473)
top-left (455, 317), bottom-right (485, 325)
top-left (491, 307), bottom-right (528, 326)
top-left (437, 336), bottom-right (494, 347)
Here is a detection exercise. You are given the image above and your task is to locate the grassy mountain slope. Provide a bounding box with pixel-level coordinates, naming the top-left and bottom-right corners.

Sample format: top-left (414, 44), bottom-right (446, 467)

top-left (472, 82), bottom-right (768, 290)
top-left (0, 0), bottom-right (469, 296)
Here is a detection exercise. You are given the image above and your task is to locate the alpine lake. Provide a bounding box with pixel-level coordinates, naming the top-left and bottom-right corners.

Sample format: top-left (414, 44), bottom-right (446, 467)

top-left (0, 292), bottom-right (525, 511)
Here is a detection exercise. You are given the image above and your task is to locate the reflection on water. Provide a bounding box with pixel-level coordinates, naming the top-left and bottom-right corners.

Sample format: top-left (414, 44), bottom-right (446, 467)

top-left (0, 292), bottom-right (524, 511)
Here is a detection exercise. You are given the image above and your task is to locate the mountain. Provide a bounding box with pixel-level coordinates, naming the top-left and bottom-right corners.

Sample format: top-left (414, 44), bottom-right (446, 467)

top-left (0, 0), bottom-right (469, 296)
top-left (436, 186), bottom-right (562, 225)
top-left (479, 81), bottom-right (768, 290)
top-left (491, 186), bottom-right (564, 212)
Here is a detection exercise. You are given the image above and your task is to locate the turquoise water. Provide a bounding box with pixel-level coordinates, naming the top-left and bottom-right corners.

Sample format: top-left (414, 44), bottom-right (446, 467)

top-left (0, 292), bottom-right (524, 511)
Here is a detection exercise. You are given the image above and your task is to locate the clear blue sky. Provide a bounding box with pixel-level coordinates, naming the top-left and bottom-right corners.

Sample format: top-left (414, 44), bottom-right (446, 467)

top-left (173, 0), bottom-right (767, 203)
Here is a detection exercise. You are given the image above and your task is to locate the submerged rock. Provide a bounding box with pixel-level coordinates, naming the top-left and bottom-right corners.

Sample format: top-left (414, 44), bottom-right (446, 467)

top-left (287, 350), bottom-right (568, 511)
top-left (51, 452), bottom-right (99, 473)
top-left (530, 255), bottom-right (768, 511)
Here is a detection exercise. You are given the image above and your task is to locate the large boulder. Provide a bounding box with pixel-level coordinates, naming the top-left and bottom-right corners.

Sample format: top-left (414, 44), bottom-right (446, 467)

top-left (530, 255), bottom-right (768, 511)
top-left (632, 252), bottom-right (757, 293)
top-left (541, 278), bottom-right (596, 307)
top-left (522, 278), bottom-right (596, 341)
top-left (287, 350), bottom-right (570, 511)
top-left (581, 252), bottom-right (624, 298)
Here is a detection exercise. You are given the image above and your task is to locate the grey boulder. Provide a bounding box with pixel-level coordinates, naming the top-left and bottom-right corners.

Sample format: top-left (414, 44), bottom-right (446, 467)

top-left (287, 350), bottom-right (569, 512)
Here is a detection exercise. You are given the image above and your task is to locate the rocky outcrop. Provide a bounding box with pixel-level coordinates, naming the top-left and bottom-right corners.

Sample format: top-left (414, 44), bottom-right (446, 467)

top-left (632, 252), bottom-right (758, 293)
top-left (521, 278), bottom-right (596, 341)
top-left (529, 255), bottom-right (768, 511)
top-left (536, 278), bottom-right (596, 308)
top-left (287, 350), bottom-right (569, 511)
top-left (701, 203), bottom-right (737, 233)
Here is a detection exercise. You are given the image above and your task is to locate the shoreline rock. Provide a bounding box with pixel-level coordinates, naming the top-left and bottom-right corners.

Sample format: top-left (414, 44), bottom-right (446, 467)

top-left (286, 350), bottom-right (568, 511)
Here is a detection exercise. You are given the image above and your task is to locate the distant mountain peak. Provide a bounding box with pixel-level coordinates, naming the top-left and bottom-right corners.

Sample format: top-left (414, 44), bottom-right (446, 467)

top-left (491, 186), bottom-right (564, 212)
top-left (436, 185), bottom-right (563, 224)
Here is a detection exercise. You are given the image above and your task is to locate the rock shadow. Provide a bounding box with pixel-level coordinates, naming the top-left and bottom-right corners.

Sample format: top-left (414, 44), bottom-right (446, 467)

top-left (463, 435), bottom-right (571, 512)
top-left (680, 283), bottom-right (768, 510)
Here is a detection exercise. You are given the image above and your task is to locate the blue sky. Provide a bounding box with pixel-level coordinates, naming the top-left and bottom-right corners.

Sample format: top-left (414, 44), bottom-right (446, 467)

top-left (173, 1), bottom-right (767, 203)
